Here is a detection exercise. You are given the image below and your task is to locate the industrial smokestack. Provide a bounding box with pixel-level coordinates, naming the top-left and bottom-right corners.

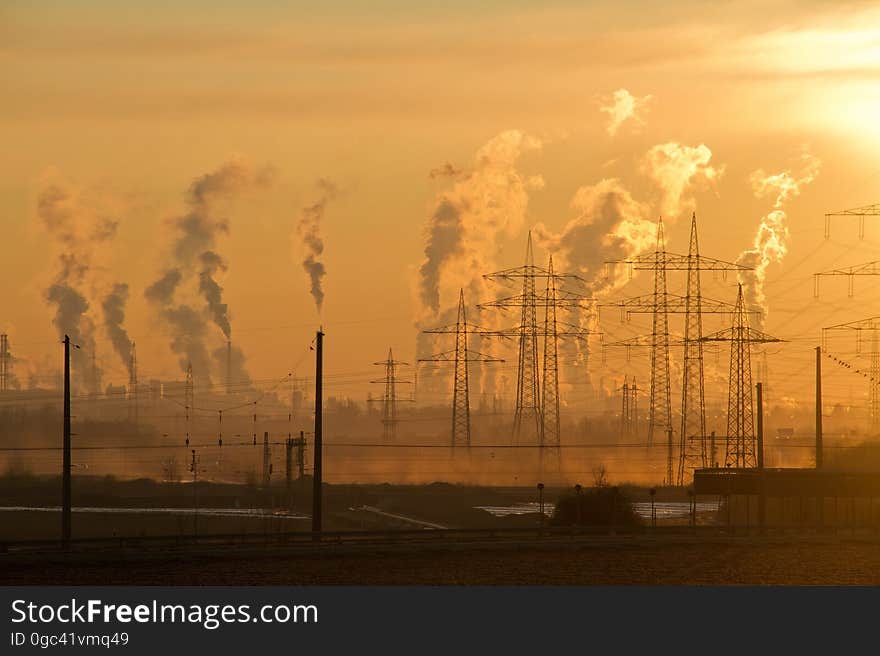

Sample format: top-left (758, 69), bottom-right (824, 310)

top-left (227, 337), bottom-right (232, 395)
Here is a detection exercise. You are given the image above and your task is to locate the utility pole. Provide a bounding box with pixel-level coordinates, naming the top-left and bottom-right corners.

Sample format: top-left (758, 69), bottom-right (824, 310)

top-left (189, 449), bottom-right (201, 536)
top-left (312, 329), bottom-right (323, 537)
top-left (62, 335), bottom-right (72, 548)
top-left (816, 345), bottom-right (823, 469)
top-left (756, 382), bottom-right (764, 469)
top-left (757, 381), bottom-right (766, 532)
top-left (262, 431), bottom-right (271, 487)
top-left (298, 430), bottom-right (306, 479)
top-left (285, 435), bottom-right (293, 492)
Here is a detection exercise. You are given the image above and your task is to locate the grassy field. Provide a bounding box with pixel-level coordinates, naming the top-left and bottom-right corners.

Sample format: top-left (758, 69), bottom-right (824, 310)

top-left (4, 536), bottom-right (880, 585)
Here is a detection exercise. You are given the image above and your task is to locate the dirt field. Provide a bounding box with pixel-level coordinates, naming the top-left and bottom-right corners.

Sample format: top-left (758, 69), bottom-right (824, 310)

top-left (4, 537), bottom-right (880, 585)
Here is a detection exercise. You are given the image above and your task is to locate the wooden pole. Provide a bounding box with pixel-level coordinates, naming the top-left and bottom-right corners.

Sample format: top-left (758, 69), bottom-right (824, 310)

top-left (816, 346), bottom-right (823, 469)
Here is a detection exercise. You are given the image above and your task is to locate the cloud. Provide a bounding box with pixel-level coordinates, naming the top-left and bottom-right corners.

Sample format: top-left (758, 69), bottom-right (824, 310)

top-left (599, 88), bottom-right (653, 136)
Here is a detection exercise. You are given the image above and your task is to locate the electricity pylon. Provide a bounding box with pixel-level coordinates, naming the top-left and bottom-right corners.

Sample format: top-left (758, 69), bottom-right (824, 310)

top-left (370, 348), bottom-right (413, 442)
top-left (421, 289), bottom-right (503, 449)
top-left (541, 256), bottom-right (561, 469)
top-left (822, 316), bottom-right (880, 434)
top-left (824, 203), bottom-right (880, 240)
top-left (702, 284), bottom-right (783, 468)
top-left (483, 233), bottom-right (591, 447)
top-left (619, 376), bottom-right (639, 438)
top-left (814, 260), bottom-right (880, 298)
top-left (481, 253), bottom-right (595, 456)
top-left (604, 214), bottom-right (751, 483)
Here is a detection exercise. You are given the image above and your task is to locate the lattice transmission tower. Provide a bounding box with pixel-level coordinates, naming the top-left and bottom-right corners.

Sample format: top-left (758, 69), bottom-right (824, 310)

top-left (421, 289), bottom-right (503, 449)
top-left (604, 215), bottom-right (751, 483)
top-left (822, 317), bottom-right (880, 434)
top-left (702, 284), bottom-right (783, 467)
top-left (481, 253), bottom-right (595, 472)
top-left (541, 257), bottom-right (561, 463)
top-left (619, 376), bottom-right (639, 438)
top-left (482, 236), bottom-right (593, 450)
top-left (370, 348), bottom-right (413, 442)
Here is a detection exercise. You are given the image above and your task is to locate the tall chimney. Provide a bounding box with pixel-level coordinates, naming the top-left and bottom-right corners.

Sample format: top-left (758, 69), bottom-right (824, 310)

top-left (226, 337), bottom-right (232, 395)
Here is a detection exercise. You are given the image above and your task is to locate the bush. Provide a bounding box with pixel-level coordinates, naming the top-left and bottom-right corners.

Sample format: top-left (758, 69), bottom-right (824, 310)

top-left (550, 486), bottom-right (640, 527)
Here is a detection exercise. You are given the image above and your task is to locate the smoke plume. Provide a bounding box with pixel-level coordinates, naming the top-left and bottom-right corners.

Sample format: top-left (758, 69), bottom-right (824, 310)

top-left (737, 150), bottom-right (821, 327)
top-left (146, 157), bottom-right (271, 384)
top-left (37, 179), bottom-right (119, 393)
top-left (535, 178), bottom-right (654, 296)
top-left (415, 130), bottom-right (543, 400)
top-left (296, 178), bottom-right (338, 315)
top-left (534, 178), bottom-right (655, 389)
top-left (199, 251), bottom-right (230, 337)
top-left (641, 142), bottom-right (723, 218)
top-left (213, 342), bottom-right (251, 390)
top-left (101, 283), bottom-right (133, 374)
top-left (598, 89), bottom-right (653, 136)
top-left (418, 130), bottom-right (543, 319)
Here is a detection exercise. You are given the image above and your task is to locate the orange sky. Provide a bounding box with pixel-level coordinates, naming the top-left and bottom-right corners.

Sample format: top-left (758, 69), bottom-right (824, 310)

top-left (2, 0), bottom-right (880, 416)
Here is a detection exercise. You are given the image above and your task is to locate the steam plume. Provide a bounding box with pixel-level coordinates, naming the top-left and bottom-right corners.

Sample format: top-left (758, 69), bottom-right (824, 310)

top-left (296, 178), bottom-right (338, 315)
top-left (641, 142), bottom-right (723, 218)
top-left (534, 178), bottom-right (654, 384)
top-left (737, 150), bottom-right (821, 327)
top-left (418, 129), bottom-right (543, 318)
top-left (416, 130), bottom-right (543, 399)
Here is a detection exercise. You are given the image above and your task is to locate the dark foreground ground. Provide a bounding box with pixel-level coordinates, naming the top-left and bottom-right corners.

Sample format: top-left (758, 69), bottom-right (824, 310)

top-left (4, 536), bottom-right (880, 585)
